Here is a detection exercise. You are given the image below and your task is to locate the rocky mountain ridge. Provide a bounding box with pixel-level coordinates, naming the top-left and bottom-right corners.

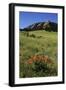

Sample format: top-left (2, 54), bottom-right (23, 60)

top-left (20, 21), bottom-right (58, 32)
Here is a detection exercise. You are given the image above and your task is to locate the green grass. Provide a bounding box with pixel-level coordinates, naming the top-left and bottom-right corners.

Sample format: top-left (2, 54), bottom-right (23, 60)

top-left (19, 30), bottom-right (58, 78)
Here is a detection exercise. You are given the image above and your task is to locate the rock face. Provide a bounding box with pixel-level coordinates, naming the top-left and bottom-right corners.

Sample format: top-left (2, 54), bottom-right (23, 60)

top-left (20, 21), bottom-right (58, 32)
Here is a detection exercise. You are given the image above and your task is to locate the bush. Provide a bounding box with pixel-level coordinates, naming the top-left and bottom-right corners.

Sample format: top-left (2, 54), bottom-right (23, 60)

top-left (32, 60), bottom-right (49, 72)
top-left (30, 34), bottom-right (36, 38)
top-left (19, 55), bottom-right (57, 77)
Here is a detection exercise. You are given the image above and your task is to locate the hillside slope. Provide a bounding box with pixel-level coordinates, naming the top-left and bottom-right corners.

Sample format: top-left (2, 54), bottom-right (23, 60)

top-left (20, 21), bottom-right (58, 32)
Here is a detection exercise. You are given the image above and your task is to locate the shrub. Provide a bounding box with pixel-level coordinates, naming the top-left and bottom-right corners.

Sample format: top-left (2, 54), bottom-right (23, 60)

top-left (30, 34), bottom-right (36, 38)
top-left (24, 55), bottom-right (57, 77)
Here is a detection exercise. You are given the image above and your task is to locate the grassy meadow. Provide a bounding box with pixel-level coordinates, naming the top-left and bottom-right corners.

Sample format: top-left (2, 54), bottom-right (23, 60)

top-left (19, 30), bottom-right (58, 78)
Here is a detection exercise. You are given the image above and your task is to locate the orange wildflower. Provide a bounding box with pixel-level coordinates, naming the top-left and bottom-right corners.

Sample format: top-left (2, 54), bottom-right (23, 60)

top-left (27, 55), bottom-right (52, 65)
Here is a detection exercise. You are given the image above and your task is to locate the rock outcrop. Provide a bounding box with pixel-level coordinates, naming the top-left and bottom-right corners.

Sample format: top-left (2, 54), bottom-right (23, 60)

top-left (20, 21), bottom-right (58, 32)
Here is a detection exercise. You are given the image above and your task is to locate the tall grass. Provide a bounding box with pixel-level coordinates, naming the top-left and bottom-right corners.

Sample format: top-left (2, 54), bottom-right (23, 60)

top-left (19, 30), bottom-right (58, 78)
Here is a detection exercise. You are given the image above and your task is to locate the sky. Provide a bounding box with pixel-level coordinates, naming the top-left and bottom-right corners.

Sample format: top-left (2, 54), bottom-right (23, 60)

top-left (19, 12), bottom-right (58, 29)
